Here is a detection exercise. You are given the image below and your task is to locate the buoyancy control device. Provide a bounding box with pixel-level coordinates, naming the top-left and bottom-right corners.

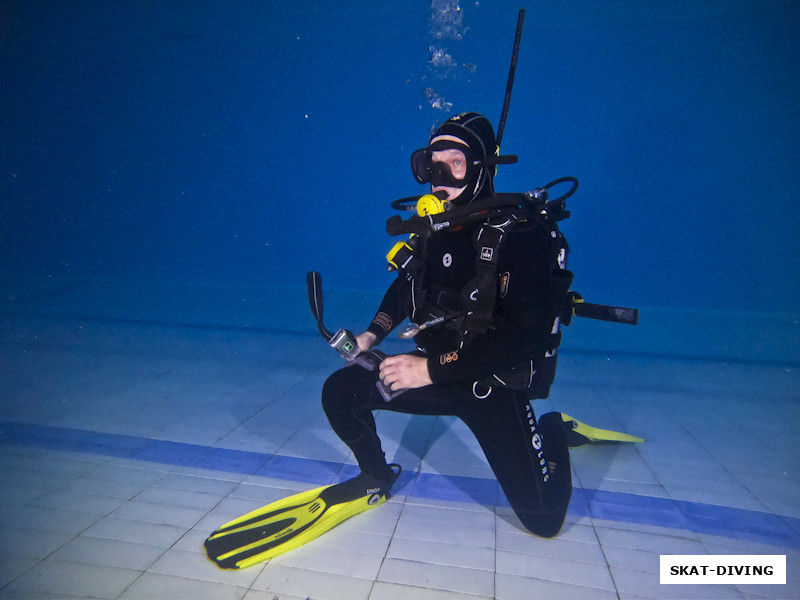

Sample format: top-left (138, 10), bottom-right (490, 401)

top-left (384, 178), bottom-right (638, 399)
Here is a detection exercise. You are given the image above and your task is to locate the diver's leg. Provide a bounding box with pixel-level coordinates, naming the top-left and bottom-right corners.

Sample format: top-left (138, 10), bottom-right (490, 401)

top-left (321, 365), bottom-right (462, 482)
top-left (457, 387), bottom-right (572, 537)
top-left (322, 366), bottom-right (395, 481)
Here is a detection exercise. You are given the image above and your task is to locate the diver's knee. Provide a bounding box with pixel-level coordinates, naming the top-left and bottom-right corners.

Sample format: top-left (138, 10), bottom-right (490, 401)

top-left (321, 369), bottom-right (345, 410)
top-left (516, 510), bottom-right (566, 538)
top-left (321, 367), bottom-right (362, 411)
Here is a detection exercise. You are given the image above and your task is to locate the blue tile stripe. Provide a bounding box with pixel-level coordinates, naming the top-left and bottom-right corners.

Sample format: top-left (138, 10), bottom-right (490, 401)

top-left (2, 421), bottom-right (798, 550)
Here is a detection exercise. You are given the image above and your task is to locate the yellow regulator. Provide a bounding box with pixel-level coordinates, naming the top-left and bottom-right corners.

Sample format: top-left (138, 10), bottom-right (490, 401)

top-left (416, 193), bottom-right (448, 217)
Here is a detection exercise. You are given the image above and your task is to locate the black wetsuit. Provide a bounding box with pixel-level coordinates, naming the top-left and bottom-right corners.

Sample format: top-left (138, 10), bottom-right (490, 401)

top-left (321, 217), bottom-right (572, 537)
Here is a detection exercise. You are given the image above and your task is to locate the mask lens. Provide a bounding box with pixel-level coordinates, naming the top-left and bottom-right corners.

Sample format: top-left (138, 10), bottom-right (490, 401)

top-left (411, 145), bottom-right (472, 187)
top-left (431, 148), bottom-right (467, 182)
top-left (410, 148), bottom-right (433, 184)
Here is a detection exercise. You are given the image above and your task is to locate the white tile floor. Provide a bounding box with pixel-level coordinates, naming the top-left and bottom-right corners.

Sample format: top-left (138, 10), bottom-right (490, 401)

top-left (1, 277), bottom-right (798, 599)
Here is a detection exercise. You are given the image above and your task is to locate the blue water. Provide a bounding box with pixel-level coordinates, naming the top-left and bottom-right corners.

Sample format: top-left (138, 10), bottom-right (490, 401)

top-left (2, 1), bottom-right (798, 318)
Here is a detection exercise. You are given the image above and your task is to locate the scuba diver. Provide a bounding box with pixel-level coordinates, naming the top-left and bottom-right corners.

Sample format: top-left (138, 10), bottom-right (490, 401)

top-left (205, 13), bottom-right (642, 567)
top-left (321, 112), bottom-right (573, 537)
top-left (204, 113), bottom-right (642, 568)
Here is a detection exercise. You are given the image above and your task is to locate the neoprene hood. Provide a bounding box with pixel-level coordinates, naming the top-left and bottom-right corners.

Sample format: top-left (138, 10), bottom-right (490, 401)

top-left (412, 112), bottom-right (511, 205)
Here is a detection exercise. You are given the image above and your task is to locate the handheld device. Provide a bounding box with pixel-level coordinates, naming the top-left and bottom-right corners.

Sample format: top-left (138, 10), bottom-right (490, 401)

top-left (307, 271), bottom-right (404, 402)
top-left (328, 328), bottom-right (361, 361)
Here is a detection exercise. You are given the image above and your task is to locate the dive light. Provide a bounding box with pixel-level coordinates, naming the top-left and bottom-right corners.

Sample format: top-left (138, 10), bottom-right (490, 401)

top-left (386, 240), bottom-right (414, 272)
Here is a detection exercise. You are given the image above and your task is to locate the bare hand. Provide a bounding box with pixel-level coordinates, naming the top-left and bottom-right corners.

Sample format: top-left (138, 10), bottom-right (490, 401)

top-left (379, 354), bottom-right (432, 391)
top-left (356, 331), bottom-right (378, 352)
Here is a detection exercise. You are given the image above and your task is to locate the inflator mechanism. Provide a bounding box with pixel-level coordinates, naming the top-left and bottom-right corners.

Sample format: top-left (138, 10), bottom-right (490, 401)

top-left (306, 271), bottom-right (404, 402)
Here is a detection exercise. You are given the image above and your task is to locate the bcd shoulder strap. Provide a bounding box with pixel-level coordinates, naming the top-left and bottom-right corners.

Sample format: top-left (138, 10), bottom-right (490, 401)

top-left (462, 210), bottom-right (522, 334)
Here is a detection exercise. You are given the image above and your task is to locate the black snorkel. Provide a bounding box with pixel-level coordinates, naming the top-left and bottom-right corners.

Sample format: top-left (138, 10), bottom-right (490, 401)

top-left (496, 8), bottom-right (525, 149)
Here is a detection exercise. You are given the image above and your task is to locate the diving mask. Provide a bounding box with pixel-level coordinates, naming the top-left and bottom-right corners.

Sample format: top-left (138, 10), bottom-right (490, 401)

top-left (410, 140), bottom-right (475, 188)
top-left (410, 139), bottom-right (519, 188)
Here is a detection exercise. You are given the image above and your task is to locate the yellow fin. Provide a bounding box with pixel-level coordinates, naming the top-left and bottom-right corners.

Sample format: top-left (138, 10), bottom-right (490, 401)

top-left (560, 413), bottom-right (644, 445)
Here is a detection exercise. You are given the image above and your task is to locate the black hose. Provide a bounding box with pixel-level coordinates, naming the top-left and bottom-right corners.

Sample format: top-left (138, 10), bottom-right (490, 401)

top-left (306, 271), bottom-right (332, 340)
top-left (385, 177), bottom-right (578, 237)
top-left (543, 176), bottom-right (579, 206)
top-left (386, 192), bottom-right (529, 237)
top-left (391, 195), bottom-right (425, 212)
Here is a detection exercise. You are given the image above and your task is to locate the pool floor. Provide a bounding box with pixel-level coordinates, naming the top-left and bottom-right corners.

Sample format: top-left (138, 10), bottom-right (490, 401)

top-left (1, 278), bottom-right (797, 599)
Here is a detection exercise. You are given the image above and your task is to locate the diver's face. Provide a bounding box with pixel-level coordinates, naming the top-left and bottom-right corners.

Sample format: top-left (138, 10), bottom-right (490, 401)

top-left (430, 147), bottom-right (468, 201)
